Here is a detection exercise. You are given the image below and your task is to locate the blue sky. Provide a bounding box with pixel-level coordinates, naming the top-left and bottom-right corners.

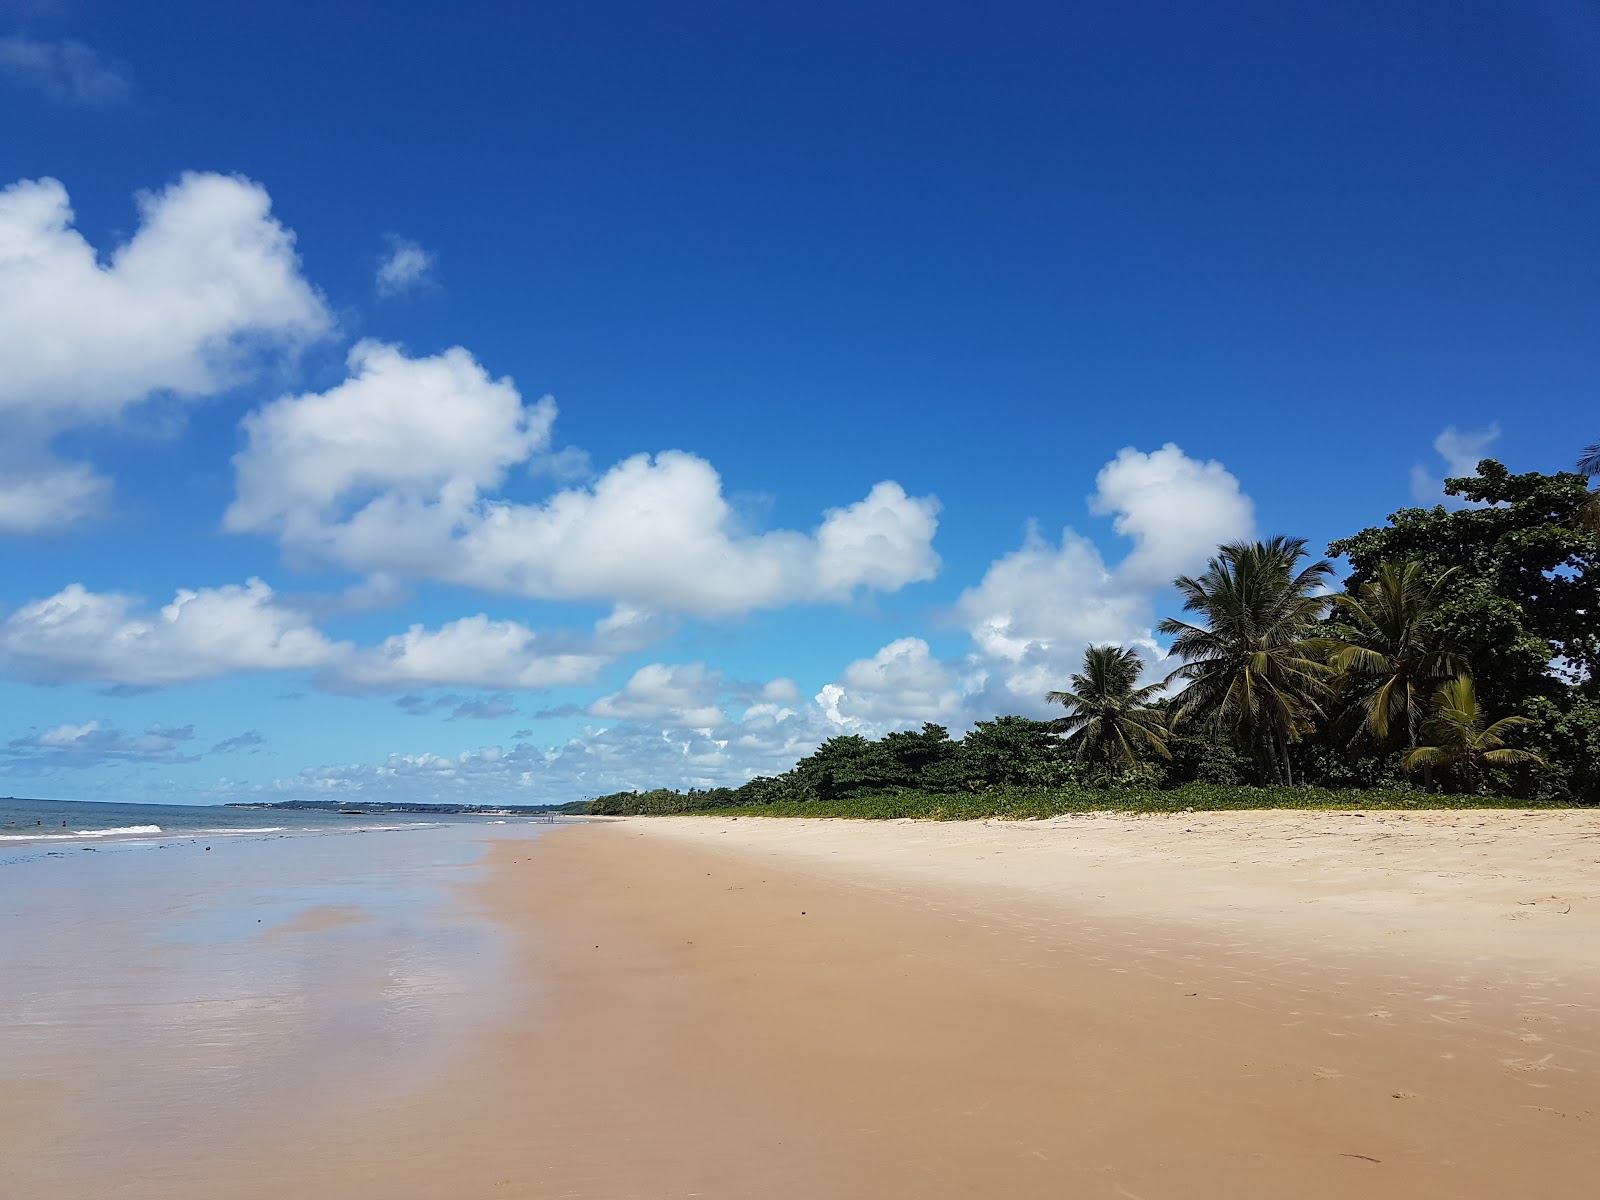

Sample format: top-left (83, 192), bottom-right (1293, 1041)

top-left (1, 1), bottom-right (1595, 805)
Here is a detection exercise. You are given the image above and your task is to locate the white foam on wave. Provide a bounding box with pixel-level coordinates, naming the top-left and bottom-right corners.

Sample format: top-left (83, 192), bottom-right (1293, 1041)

top-left (0, 823), bottom-right (163, 843)
top-left (196, 827), bottom-right (288, 835)
top-left (76, 824), bottom-right (163, 837)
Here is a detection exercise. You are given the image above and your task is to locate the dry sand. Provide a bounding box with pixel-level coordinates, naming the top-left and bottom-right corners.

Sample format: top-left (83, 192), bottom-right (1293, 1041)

top-left (18, 811), bottom-right (1600, 1197)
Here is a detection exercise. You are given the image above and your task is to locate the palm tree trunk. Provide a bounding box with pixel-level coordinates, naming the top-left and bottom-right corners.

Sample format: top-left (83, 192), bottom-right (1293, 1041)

top-left (1278, 729), bottom-right (1294, 787)
top-left (1257, 731), bottom-right (1283, 786)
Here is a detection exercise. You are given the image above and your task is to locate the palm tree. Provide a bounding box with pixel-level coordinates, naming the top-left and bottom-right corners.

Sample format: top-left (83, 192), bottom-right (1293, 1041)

top-left (1159, 536), bottom-right (1334, 786)
top-left (1401, 677), bottom-right (1545, 790)
top-left (1578, 443), bottom-right (1600, 535)
top-left (1319, 560), bottom-right (1467, 750)
top-left (1046, 645), bottom-right (1170, 775)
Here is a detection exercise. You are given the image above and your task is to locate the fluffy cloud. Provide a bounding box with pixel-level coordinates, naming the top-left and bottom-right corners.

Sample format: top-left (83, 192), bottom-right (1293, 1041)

top-left (0, 36), bottom-right (128, 106)
top-left (0, 579), bottom-right (341, 687)
top-left (1091, 444), bottom-right (1255, 586)
top-left (375, 234), bottom-right (434, 296)
top-left (815, 638), bottom-right (967, 728)
top-left (326, 612), bottom-right (627, 693)
top-left (588, 663), bottom-right (728, 728)
top-left (0, 172), bottom-right (329, 531)
top-left (6, 721), bottom-right (197, 769)
top-left (1409, 424), bottom-right (1499, 505)
top-left (227, 343), bottom-right (941, 614)
top-left (228, 340), bottom-right (548, 542)
top-left (0, 573), bottom-right (665, 694)
top-left (1, 172), bottom-right (329, 426)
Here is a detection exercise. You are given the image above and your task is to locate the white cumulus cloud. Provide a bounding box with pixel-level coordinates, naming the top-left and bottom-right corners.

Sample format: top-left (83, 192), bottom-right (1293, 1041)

top-left (0, 172), bottom-right (330, 532)
top-left (228, 340), bottom-right (552, 547)
top-left (815, 637), bottom-right (966, 729)
top-left (227, 343), bottom-right (941, 615)
top-left (1091, 444), bottom-right (1255, 586)
top-left (0, 578), bottom-right (342, 687)
top-left (0, 574), bottom-right (667, 694)
top-left (588, 663), bottom-right (728, 729)
top-left (327, 611), bottom-right (634, 693)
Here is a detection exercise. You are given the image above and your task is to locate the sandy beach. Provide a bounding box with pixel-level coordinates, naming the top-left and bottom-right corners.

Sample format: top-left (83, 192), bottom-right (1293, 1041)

top-left (8, 811), bottom-right (1600, 1198)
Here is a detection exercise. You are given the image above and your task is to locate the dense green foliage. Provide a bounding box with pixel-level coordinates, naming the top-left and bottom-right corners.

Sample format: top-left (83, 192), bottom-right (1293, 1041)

top-left (586, 459), bottom-right (1597, 817)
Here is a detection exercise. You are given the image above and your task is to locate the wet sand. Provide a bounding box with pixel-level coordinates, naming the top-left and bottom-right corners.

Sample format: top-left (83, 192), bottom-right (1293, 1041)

top-left (9, 811), bottom-right (1600, 1197)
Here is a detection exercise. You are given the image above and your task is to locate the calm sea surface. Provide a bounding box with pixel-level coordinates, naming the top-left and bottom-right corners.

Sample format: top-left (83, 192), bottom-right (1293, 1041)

top-left (0, 803), bottom-right (553, 1197)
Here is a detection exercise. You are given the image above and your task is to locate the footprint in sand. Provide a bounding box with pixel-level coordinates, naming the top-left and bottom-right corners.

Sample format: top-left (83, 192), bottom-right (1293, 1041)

top-left (1313, 1067), bottom-right (1344, 1080)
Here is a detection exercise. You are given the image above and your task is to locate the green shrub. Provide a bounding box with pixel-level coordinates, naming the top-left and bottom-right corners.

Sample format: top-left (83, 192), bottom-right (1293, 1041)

top-left (669, 783), bottom-right (1568, 820)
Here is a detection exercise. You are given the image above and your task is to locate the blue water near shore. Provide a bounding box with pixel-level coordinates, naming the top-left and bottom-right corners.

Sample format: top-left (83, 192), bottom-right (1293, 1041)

top-left (1, 812), bottom-right (550, 1193)
top-left (0, 796), bottom-right (533, 861)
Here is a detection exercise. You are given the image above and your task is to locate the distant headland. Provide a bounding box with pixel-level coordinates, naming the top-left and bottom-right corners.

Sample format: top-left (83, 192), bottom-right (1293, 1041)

top-left (225, 800), bottom-right (589, 815)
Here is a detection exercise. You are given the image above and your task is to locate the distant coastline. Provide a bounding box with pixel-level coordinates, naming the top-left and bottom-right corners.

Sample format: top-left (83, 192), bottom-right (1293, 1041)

top-left (225, 799), bottom-right (588, 815)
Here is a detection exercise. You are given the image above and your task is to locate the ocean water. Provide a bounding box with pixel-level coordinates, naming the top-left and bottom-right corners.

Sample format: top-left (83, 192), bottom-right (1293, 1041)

top-left (0, 810), bottom-right (551, 1196)
top-left (0, 795), bottom-right (533, 859)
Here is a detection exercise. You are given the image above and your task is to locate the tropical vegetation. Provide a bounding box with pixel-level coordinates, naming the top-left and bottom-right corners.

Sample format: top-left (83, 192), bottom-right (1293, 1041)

top-left (585, 456), bottom-right (1597, 816)
top-left (1045, 644), bottom-right (1170, 776)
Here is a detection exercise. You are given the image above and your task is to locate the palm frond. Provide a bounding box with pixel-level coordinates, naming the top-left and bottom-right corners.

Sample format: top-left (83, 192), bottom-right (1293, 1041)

top-left (1480, 748), bottom-right (1548, 768)
top-left (1401, 745), bottom-right (1451, 771)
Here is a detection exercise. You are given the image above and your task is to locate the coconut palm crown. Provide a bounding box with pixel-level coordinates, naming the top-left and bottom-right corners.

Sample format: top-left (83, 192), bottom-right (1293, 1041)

top-left (1318, 559), bottom-right (1467, 749)
top-left (1046, 644), bottom-right (1170, 773)
top-left (1401, 676), bottom-right (1546, 790)
top-left (1579, 443), bottom-right (1600, 535)
top-left (1158, 536), bottom-right (1334, 786)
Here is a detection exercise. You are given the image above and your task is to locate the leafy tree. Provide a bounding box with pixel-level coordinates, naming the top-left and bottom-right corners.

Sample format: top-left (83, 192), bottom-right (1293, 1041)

top-left (1328, 461), bottom-right (1599, 714)
top-left (924, 716), bottom-right (1078, 790)
top-left (1521, 694), bottom-right (1600, 804)
top-left (1160, 537), bottom-right (1334, 785)
top-left (1402, 677), bottom-right (1546, 790)
top-left (1161, 725), bottom-right (1249, 785)
top-left (1046, 645), bottom-right (1170, 776)
top-left (878, 723), bottom-right (959, 781)
top-left (788, 734), bottom-right (903, 800)
top-left (732, 775), bottom-right (812, 805)
top-left (1319, 560), bottom-right (1467, 749)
